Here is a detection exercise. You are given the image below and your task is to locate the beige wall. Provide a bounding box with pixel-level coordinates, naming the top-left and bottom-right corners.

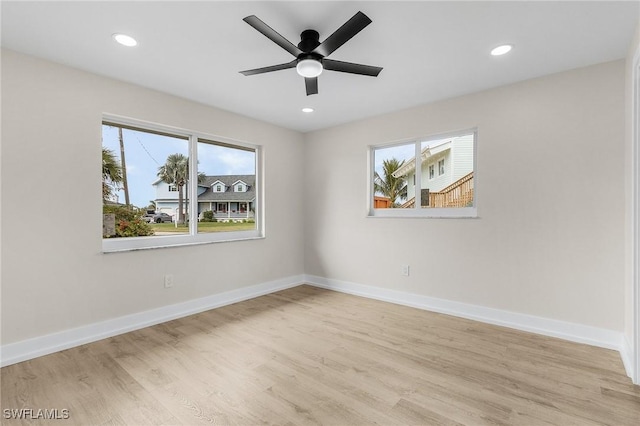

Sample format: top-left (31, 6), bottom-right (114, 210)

top-left (1, 49), bottom-right (305, 345)
top-left (304, 60), bottom-right (626, 331)
top-left (1, 48), bottom-right (629, 349)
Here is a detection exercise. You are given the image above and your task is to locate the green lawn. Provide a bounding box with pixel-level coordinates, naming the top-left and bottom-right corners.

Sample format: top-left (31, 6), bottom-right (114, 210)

top-left (150, 221), bottom-right (255, 234)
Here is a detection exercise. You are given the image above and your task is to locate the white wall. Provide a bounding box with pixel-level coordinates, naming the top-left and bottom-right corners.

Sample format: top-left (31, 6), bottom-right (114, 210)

top-left (304, 60), bottom-right (626, 332)
top-left (1, 49), bottom-right (305, 345)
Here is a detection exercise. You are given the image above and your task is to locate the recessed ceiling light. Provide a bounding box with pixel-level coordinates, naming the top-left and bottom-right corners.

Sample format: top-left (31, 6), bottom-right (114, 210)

top-left (112, 33), bottom-right (137, 47)
top-left (302, 107), bottom-right (314, 113)
top-left (491, 44), bottom-right (513, 56)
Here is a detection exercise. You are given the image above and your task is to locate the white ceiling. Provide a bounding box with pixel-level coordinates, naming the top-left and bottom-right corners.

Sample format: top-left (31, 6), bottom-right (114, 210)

top-left (2, 1), bottom-right (638, 133)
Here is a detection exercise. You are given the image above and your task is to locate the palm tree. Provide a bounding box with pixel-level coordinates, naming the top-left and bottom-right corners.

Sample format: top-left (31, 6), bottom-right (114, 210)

top-left (374, 158), bottom-right (407, 207)
top-left (102, 147), bottom-right (123, 201)
top-left (157, 154), bottom-right (205, 224)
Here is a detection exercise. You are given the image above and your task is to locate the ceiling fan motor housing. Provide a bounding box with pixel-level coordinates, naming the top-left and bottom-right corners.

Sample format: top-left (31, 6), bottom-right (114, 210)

top-left (298, 30), bottom-right (321, 53)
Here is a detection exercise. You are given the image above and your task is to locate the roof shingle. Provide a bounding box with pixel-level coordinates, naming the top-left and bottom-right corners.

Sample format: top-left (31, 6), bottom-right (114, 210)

top-left (197, 174), bottom-right (255, 202)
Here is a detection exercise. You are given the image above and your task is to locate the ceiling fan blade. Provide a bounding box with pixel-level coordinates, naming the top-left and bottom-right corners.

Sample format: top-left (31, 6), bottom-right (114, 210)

top-left (243, 15), bottom-right (303, 57)
top-left (240, 60), bottom-right (297, 76)
top-left (323, 59), bottom-right (383, 76)
top-left (313, 11), bottom-right (372, 57)
top-left (305, 77), bottom-right (318, 96)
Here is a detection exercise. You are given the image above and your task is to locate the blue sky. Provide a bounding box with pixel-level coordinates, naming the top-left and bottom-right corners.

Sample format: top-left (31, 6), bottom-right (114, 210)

top-left (102, 125), bottom-right (255, 208)
top-left (374, 143), bottom-right (415, 177)
top-left (374, 137), bottom-right (452, 176)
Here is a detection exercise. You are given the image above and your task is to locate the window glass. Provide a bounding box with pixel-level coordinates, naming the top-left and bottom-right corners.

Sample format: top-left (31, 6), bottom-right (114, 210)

top-left (102, 124), bottom-right (189, 238)
top-left (197, 140), bottom-right (256, 233)
top-left (372, 143), bottom-right (415, 208)
top-left (419, 133), bottom-right (474, 209)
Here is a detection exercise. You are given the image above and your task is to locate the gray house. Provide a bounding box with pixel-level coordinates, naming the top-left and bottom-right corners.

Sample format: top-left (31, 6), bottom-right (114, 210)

top-left (197, 175), bottom-right (256, 220)
top-left (153, 174), bottom-right (256, 220)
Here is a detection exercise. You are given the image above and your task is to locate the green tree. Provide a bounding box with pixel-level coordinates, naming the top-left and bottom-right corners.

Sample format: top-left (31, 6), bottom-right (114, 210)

top-left (102, 147), bottom-right (123, 201)
top-left (157, 154), bottom-right (205, 224)
top-left (374, 158), bottom-right (407, 207)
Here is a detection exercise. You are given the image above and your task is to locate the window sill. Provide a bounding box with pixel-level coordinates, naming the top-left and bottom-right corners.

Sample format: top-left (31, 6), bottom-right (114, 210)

top-left (368, 207), bottom-right (478, 219)
top-left (102, 230), bottom-right (264, 253)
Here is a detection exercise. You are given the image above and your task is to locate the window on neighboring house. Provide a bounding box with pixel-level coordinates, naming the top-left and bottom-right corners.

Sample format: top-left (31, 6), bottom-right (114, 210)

top-left (369, 129), bottom-right (476, 218)
top-left (102, 117), bottom-right (262, 252)
top-left (237, 184), bottom-right (244, 192)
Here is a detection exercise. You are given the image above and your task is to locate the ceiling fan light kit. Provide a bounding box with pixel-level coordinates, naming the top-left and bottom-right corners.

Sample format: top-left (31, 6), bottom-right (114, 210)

top-left (240, 11), bottom-right (382, 96)
top-left (296, 58), bottom-right (323, 78)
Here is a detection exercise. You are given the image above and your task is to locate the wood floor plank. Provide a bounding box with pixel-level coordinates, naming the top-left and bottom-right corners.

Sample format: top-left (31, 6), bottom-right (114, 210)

top-left (2, 285), bottom-right (639, 425)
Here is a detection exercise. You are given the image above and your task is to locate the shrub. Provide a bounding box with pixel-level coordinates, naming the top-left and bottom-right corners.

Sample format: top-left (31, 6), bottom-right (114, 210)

top-left (201, 210), bottom-right (216, 222)
top-left (103, 204), bottom-right (154, 238)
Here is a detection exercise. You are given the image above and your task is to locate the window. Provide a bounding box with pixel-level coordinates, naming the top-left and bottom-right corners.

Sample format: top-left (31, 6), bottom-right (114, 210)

top-left (102, 116), bottom-right (262, 252)
top-left (369, 129), bottom-right (476, 218)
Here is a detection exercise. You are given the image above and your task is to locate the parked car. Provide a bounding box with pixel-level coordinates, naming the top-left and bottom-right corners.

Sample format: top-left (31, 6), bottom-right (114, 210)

top-left (142, 212), bottom-right (155, 223)
top-left (153, 213), bottom-right (173, 223)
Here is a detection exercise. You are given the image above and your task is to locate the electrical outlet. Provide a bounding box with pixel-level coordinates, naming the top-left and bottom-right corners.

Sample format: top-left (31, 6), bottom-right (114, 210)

top-left (401, 265), bottom-right (410, 276)
top-left (164, 274), bottom-right (174, 288)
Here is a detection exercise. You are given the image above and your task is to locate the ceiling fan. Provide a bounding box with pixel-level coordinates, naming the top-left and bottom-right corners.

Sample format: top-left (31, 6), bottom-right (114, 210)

top-left (240, 11), bottom-right (383, 96)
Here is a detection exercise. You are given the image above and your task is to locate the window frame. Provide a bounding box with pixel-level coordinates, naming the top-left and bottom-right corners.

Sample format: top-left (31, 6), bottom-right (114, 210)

top-left (102, 114), bottom-right (264, 252)
top-left (368, 128), bottom-right (478, 219)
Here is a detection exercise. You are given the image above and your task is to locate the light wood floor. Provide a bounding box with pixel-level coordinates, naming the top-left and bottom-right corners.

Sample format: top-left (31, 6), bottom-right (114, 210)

top-left (2, 285), bottom-right (640, 425)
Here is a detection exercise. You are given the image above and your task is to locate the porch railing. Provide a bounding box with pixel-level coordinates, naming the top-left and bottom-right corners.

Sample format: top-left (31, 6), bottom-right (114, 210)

top-left (400, 172), bottom-right (474, 208)
top-left (212, 211), bottom-right (254, 219)
top-left (429, 172), bottom-right (474, 208)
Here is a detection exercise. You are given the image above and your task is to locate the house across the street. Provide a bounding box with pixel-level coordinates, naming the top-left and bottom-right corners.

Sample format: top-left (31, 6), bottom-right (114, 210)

top-left (153, 174), bottom-right (256, 220)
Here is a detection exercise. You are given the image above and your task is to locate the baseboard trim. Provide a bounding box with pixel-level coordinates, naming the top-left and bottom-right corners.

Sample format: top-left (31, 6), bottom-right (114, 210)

top-left (620, 335), bottom-right (635, 381)
top-left (304, 275), bottom-right (625, 353)
top-left (0, 275), bottom-right (304, 367)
